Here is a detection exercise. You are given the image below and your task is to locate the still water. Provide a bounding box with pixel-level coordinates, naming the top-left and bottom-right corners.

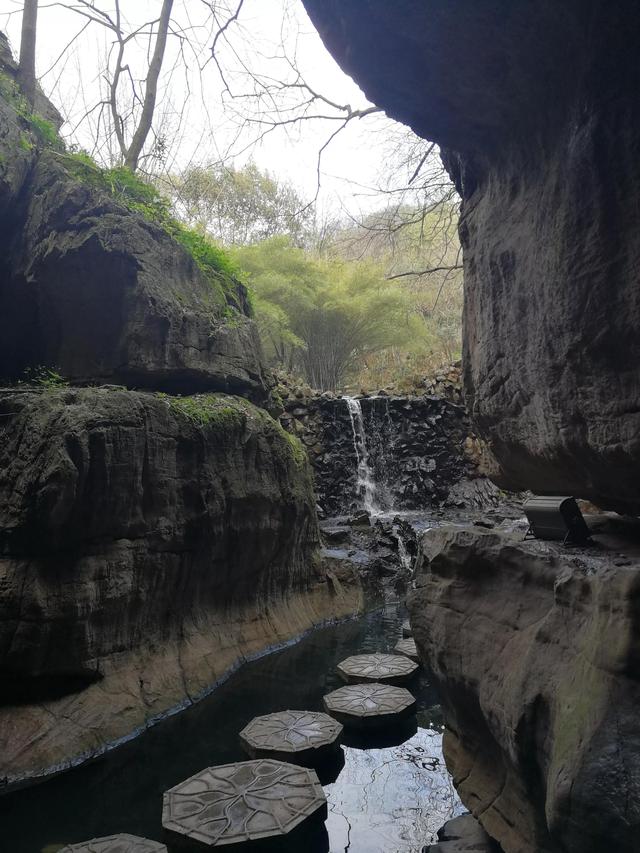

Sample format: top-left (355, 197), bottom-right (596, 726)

top-left (2, 601), bottom-right (462, 853)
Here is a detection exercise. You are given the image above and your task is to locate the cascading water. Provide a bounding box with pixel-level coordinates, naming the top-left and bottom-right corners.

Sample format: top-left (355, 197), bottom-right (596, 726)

top-left (345, 396), bottom-right (383, 516)
top-left (344, 396), bottom-right (416, 574)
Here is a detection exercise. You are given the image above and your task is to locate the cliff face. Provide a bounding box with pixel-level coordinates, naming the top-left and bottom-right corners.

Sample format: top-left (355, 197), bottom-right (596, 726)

top-left (301, 0), bottom-right (640, 512)
top-left (0, 44), bottom-right (362, 788)
top-left (0, 388), bottom-right (361, 787)
top-left (298, 4), bottom-right (640, 850)
top-left (409, 527), bottom-right (640, 853)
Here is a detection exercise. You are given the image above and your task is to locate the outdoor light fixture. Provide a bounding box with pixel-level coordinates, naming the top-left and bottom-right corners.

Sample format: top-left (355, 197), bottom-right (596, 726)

top-left (523, 496), bottom-right (592, 545)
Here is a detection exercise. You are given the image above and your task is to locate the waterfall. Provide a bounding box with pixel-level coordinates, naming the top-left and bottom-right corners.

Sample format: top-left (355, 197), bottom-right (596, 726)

top-left (345, 396), bottom-right (382, 516)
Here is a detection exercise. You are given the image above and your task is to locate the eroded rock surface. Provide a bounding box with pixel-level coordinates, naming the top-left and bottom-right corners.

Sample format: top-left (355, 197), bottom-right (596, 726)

top-left (0, 152), bottom-right (266, 398)
top-left (301, 0), bottom-right (640, 512)
top-left (0, 388), bottom-right (361, 787)
top-left (409, 524), bottom-right (640, 853)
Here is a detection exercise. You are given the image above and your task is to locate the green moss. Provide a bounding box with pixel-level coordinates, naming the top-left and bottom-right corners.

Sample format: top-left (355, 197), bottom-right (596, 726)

top-left (159, 393), bottom-right (247, 431)
top-left (57, 153), bottom-right (238, 309)
top-left (279, 427), bottom-right (307, 468)
top-left (0, 71), bottom-right (63, 152)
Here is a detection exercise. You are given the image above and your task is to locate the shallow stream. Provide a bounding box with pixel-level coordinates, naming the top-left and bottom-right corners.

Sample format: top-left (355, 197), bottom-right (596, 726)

top-left (2, 600), bottom-right (462, 853)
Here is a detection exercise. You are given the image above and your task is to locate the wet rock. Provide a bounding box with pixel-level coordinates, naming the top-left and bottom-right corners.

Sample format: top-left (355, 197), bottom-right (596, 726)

top-left (423, 813), bottom-right (501, 852)
top-left (280, 390), bottom-right (486, 516)
top-left (409, 525), bottom-right (640, 853)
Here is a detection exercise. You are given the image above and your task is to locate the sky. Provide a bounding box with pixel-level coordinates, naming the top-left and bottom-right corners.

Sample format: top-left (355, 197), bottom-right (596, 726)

top-left (0, 0), bottom-right (423, 217)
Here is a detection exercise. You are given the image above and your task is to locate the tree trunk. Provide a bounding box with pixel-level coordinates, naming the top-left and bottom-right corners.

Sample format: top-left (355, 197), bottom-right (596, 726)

top-left (124, 0), bottom-right (174, 171)
top-left (18, 0), bottom-right (38, 108)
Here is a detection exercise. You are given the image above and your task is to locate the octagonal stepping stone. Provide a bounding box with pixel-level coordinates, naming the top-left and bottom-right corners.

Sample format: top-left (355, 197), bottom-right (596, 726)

top-left (239, 710), bottom-right (342, 764)
top-left (402, 619), bottom-right (413, 638)
top-left (162, 759), bottom-right (327, 848)
top-left (394, 637), bottom-right (420, 663)
top-left (323, 683), bottom-right (416, 729)
top-left (59, 835), bottom-right (166, 853)
top-left (336, 652), bottom-right (418, 685)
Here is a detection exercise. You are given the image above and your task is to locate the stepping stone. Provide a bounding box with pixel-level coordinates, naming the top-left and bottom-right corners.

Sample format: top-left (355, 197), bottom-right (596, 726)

top-left (59, 836), bottom-right (166, 853)
top-left (402, 619), bottom-right (413, 638)
top-left (323, 683), bottom-right (416, 729)
top-left (337, 652), bottom-right (418, 686)
top-left (394, 637), bottom-right (420, 663)
top-left (239, 710), bottom-right (342, 764)
top-left (162, 759), bottom-right (327, 848)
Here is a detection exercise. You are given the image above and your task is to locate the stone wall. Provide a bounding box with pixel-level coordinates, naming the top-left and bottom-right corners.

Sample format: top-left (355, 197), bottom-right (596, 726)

top-left (280, 387), bottom-right (484, 516)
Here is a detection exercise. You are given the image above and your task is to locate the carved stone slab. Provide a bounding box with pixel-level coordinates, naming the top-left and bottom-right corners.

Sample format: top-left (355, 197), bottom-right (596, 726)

top-left (239, 710), bottom-right (342, 763)
top-left (337, 653), bottom-right (418, 685)
top-left (402, 619), bottom-right (413, 638)
top-left (59, 835), bottom-right (167, 853)
top-left (394, 637), bottom-right (420, 663)
top-left (162, 759), bottom-right (327, 847)
top-left (323, 683), bottom-right (417, 729)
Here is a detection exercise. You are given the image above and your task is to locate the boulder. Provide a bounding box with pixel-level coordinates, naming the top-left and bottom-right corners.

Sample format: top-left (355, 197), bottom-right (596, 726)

top-left (409, 525), bottom-right (640, 853)
top-left (0, 387), bottom-right (362, 787)
top-left (0, 151), bottom-right (267, 399)
top-left (300, 0), bottom-right (640, 511)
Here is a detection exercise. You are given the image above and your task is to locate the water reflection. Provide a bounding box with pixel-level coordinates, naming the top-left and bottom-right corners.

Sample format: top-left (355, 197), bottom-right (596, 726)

top-left (326, 730), bottom-right (461, 853)
top-left (1, 601), bottom-right (462, 853)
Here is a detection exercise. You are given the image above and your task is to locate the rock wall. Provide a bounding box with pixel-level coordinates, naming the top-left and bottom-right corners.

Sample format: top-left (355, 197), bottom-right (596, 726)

top-left (280, 390), bottom-right (481, 516)
top-left (0, 42), bottom-right (362, 789)
top-left (409, 525), bottom-right (640, 853)
top-left (300, 0), bottom-right (640, 513)
top-left (0, 388), bottom-right (361, 788)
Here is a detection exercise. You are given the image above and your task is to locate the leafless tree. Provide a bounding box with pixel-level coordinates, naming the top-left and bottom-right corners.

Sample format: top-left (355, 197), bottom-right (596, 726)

top-left (17, 0), bottom-right (38, 106)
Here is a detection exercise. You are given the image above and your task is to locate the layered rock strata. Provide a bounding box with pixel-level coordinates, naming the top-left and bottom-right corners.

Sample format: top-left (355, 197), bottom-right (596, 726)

top-left (0, 388), bottom-right (361, 787)
top-left (409, 524), bottom-right (640, 853)
top-left (301, 0), bottom-right (640, 512)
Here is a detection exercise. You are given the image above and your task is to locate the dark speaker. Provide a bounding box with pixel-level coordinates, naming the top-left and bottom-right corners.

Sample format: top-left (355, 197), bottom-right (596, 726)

top-left (523, 496), bottom-right (591, 545)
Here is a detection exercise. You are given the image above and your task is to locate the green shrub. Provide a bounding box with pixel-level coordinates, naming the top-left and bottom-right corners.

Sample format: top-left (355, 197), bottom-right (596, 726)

top-left (20, 366), bottom-right (68, 389)
top-left (59, 153), bottom-right (238, 304)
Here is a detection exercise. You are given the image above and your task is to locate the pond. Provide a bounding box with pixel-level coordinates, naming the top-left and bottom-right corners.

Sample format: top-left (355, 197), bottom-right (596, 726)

top-left (1, 600), bottom-right (462, 853)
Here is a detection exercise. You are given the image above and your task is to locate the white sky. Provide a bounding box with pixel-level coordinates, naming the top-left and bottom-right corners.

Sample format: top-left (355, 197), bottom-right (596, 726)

top-left (0, 0), bottom-right (421, 216)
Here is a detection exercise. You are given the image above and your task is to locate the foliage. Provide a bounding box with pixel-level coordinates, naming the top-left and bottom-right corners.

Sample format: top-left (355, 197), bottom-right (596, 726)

top-left (158, 393), bottom-right (247, 431)
top-left (19, 366), bottom-right (68, 389)
top-left (0, 70), bottom-right (63, 151)
top-left (232, 237), bottom-right (412, 391)
top-left (165, 163), bottom-right (313, 247)
top-left (324, 202), bottom-right (463, 390)
top-left (59, 153), bottom-right (238, 305)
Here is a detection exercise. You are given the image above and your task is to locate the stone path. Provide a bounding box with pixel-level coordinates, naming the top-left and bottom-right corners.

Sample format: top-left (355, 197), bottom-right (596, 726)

top-left (162, 759), bottom-right (327, 847)
top-left (394, 637), bottom-right (420, 662)
top-left (239, 710), bottom-right (342, 763)
top-left (337, 652), bottom-right (418, 685)
top-left (402, 619), bottom-right (413, 638)
top-left (59, 835), bottom-right (166, 853)
top-left (323, 683), bottom-right (416, 728)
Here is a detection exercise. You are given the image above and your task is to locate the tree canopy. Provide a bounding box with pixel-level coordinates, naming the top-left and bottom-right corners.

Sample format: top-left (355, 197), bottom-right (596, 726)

top-left (231, 238), bottom-right (412, 390)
